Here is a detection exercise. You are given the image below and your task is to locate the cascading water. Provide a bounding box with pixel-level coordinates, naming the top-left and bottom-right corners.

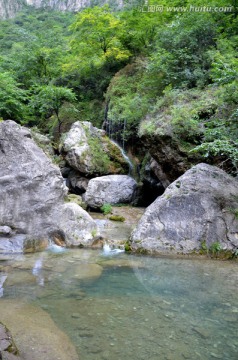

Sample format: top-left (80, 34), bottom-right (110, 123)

top-left (47, 243), bottom-right (67, 253)
top-left (103, 243), bottom-right (125, 255)
top-left (110, 139), bottom-right (134, 175)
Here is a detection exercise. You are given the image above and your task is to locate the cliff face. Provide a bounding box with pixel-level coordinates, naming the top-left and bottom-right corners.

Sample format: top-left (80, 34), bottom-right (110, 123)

top-left (0, 0), bottom-right (25, 19)
top-left (26, 0), bottom-right (90, 11)
top-left (0, 0), bottom-right (124, 19)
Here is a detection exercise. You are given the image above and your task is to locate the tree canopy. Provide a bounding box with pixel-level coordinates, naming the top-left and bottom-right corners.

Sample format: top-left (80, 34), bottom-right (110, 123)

top-left (0, 1), bottom-right (237, 171)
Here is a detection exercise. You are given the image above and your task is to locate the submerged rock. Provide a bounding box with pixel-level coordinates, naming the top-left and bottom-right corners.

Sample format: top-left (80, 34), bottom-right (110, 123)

top-left (84, 175), bottom-right (137, 209)
top-left (0, 120), bottom-right (97, 253)
top-left (73, 263), bottom-right (103, 280)
top-left (0, 300), bottom-right (79, 360)
top-left (130, 163), bottom-right (238, 255)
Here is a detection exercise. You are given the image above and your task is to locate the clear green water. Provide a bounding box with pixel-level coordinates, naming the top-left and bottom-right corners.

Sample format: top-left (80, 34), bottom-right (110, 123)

top-left (1, 249), bottom-right (238, 360)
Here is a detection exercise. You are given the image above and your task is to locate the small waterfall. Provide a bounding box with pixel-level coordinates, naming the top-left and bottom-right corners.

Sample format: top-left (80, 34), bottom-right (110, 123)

top-left (103, 243), bottom-right (124, 255)
top-left (110, 139), bottom-right (134, 174)
top-left (47, 243), bottom-right (67, 253)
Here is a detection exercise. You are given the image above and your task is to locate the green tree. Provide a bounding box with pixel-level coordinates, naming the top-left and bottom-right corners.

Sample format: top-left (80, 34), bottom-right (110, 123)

top-left (70, 5), bottom-right (131, 64)
top-left (0, 72), bottom-right (26, 121)
top-left (149, 13), bottom-right (217, 88)
top-left (210, 38), bottom-right (238, 84)
top-left (29, 85), bottom-right (76, 134)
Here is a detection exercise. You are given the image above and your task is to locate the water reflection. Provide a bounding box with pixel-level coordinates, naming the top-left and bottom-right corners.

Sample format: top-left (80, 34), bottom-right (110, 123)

top-left (0, 274), bottom-right (7, 297)
top-left (32, 257), bottom-right (44, 286)
top-left (0, 250), bottom-right (237, 360)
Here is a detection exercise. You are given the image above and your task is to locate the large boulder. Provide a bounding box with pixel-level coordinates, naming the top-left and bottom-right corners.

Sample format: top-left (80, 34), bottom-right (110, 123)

top-left (84, 175), bottom-right (137, 209)
top-left (61, 121), bottom-right (129, 176)
top-left (130, 163), bottom-right (238, 255)
top-left (0, 121), bottom-right (97, 253)
top-left (58, 203), bottom-right (97, 247)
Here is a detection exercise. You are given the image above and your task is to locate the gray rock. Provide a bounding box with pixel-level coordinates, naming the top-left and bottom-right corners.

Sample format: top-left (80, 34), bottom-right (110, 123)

top-left (0, 226), bottom-right (12, 235)
top-left (0, 121), bottom-right (97, 253)
top-left (0, 235), bottom-right (27, 254)
top-left (0, 1), bottom-right (124, 20)
top-left (0, 322), bottom-right (22, 360)
top-left (30, 129), bottom-right (55, 157)
top-left (85, 175), bottom-right (137, 209)
top-left (61, 166), bottom-right (71, 178)
top-left (130, 163), bottom-right (238, 254)
top-left (137, 155), bottom-right (165, 206)
top-left (62, 121), bottom-right (92, 174)
top-left (68, 170), bottom-right (89, 194)
top-left (58, 203), bottom-right (97, 247)
top-left (150, 158), bottom-right (171, 189)
top-left (61, 121), bottom-right (129, 176)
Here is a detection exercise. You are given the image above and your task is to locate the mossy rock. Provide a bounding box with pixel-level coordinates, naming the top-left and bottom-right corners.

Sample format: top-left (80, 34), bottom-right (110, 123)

top-left (65, 194), bottom-right (86, 209)
top-left (124, 241), bottom-right (132, 252)
top-left (109, 215), bottom-right (125, 222)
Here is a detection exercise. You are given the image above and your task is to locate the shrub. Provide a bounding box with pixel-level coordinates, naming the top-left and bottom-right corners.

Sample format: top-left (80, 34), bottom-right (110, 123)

top-left (100, 203), bottom-right (112, 215)
top-left (210, 242), bottom-right (221, 255)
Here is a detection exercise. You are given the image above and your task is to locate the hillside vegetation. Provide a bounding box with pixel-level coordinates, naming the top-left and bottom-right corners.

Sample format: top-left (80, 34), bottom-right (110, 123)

top-left (0, 0), bottom-right (237, 174)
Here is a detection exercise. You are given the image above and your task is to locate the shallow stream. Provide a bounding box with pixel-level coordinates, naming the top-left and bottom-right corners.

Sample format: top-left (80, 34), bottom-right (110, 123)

top-left (0, 248), bottom-right (238, 360)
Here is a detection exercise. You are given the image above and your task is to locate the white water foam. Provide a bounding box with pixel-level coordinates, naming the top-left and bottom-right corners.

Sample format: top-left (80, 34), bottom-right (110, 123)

top-left (47, 243), bottom-right (67, 253)
top-left (103, 243), bottom-right (125, 255)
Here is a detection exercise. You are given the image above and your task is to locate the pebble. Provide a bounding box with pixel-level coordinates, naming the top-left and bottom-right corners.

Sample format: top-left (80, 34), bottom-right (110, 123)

top-left (71, 313), bottom-right (80, 319)
top-left (210, 352), bottom-right (222, 359)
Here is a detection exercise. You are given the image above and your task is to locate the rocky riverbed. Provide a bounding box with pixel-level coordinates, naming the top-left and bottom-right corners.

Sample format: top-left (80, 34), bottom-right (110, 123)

top-left (0, 248), bottom-right (237, 360)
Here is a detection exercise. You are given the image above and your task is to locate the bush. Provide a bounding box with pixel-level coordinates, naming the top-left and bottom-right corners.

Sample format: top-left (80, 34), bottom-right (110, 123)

top-left (100, 203), bottom-right (112, 215)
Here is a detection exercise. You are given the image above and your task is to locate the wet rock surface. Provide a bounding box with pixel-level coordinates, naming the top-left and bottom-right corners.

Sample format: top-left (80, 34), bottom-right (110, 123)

top-left (131, 163), bottom-right (238, 254)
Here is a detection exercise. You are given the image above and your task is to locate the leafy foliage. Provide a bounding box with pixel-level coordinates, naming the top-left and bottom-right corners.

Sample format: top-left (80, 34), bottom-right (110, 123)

top-left (0, 1), bottom-right (237, 175)
top-left (29, 85), bottom-right (76, 134)
top-left (70, 5), bottom-right (131, 63)
top-left (0, 72), bottom-right (27, 121)
top-left (87, 136), bottom-right (111, 175)
top-left (100, 203), bottom-right (112, 215)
